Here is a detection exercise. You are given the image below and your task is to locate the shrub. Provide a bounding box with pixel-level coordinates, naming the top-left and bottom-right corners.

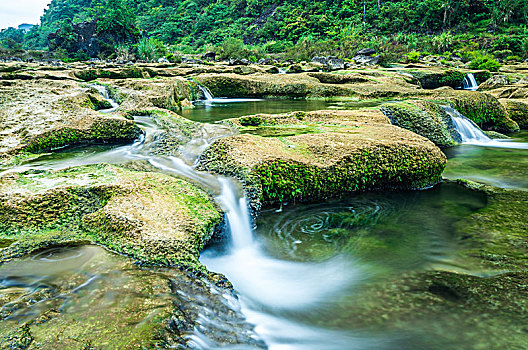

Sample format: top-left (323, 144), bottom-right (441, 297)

top-left (406, 51), bottom-right (420, 63)
top-left (136, 37), bottom-right (164, 62)
top-left (220, 37), bottom-right (246, 59)
top-left (506, 55), bottom-right (523, 62)
top-left (469, 53), bottom-right (501, 72)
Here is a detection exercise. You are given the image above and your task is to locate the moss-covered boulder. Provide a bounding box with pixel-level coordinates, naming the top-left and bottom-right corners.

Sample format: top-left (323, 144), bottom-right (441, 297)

top-left (307, 72), bottom-right (370, 84)
top-left (500, 99), bottom-right (528, 129)
top-left (381, 100), bottom-right (460, 147)
top-left (447, 92), bottom-right (520, 133)
top-left (0, 164), bottom-right (223, 270)
top-left (0, 80), bottom-right (141, 161)
top-left (407, 69), bottom-right (466, 89)
top-left (199, 109), bottom-right (446, 211)
top-left (100, 76), bottom-right (196, 112)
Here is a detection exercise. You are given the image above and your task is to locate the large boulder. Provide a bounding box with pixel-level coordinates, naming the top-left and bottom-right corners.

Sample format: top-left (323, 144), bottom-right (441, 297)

top-left (327, 56), bottom-right (345, 71)
top-left (447, 91), bottom-right (520, 133)
top-left (479, 75), bottom-right (510, 91)
top-left (407, 69), bottom-right (466, 89)
top-left (199, 109), bottom-right (446, 211)
top-left (381, 100), bottom-right (460, 147)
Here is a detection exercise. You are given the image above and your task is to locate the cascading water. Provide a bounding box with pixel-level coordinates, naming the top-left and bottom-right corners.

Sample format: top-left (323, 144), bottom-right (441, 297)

top-left (443, 106), bottom-right (528, 149)
top-left (197, 84), bottom-right (215, 101)
top-left (462, 73), bottom-right (478, 91)
top-left (90, 84), bottom-right (120, 112)
top-left (193, 81), bottom-right (263, 104)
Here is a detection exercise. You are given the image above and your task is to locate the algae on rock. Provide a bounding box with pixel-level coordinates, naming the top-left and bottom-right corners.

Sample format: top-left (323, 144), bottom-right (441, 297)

top-left (0, 164), bottom-right (223, 271)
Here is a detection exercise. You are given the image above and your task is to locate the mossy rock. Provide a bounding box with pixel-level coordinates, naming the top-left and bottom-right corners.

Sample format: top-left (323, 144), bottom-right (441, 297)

top-left (500, 99), bottom-right (528, 129)
top-left (0, 79), bottom-right (142, 158)
top-left (307, 72), bottom-right (370, 84)
top-left (381, 100), bottom-right (460, 147)
top-left (199, 113), bottom-right (446, 211)
top-left (408, 69), bottom-right (466, 89)
top-left (448, 92), bottom-right (520, 133)
top-left (0, 164), bottom-right (223, 271)
top-left (74, 67), bottom-right (152, 81)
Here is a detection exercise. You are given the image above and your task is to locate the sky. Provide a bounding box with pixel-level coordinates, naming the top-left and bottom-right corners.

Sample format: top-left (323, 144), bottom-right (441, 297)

top-left (0, 0), bottom-right (52, 29)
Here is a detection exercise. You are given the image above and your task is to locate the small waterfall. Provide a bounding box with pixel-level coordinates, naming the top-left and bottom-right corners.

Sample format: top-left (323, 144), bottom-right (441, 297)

top-left (90, 84), bottom-right (120, 112)
top-left (197, 84), bottom-right (214, 101)
top-left (443, 106), bottom-right (491, 143)
top-left (278, 68), bottom-right (287, 74)
top-left (462, 73), bottom-right (478, 91)
top-left (217, 178), bottom-right (254, 249)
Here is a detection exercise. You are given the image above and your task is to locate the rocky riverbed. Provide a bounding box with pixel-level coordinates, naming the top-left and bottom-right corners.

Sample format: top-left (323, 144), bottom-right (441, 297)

top-left (0, 60), bottom-right (527, 349)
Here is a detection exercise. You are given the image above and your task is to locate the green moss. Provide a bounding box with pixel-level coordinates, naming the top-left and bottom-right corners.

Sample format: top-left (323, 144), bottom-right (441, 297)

top-left (381, 100), bottom-right (459, 147)
top-left (23, 118), bottom-right (141, 153)
top-left (448, 93), bottom-right (520, 133)
top-left (254, 146), bottom-right (445, 204)
top-left (501, 100), bottom-right (528, 129)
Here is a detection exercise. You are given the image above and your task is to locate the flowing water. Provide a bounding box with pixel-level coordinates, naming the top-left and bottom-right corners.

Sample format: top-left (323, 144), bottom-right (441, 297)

top-left (462, 73), bottom-right (478, 91)
top-left (2, 87), bottom-right (528, 348)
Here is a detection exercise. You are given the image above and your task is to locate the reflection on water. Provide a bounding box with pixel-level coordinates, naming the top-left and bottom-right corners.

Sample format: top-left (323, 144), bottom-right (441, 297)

top-left (443, 131), bottom-right (528, 190)
top-left (182, 99), bottom-right (383, 123)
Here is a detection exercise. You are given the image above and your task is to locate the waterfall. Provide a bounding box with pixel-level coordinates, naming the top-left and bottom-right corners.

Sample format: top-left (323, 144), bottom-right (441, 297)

top-left (462, 73), bottom-right (478, 91)
top-left (443, 106), bottom-right (491, 143)
top-left (197, 84), bottom-right (215, 101)
top-left (90, 84), bottom-right (120, 112)
top-left (444, 106), bottom-right (528, 149)
top-left (278, 68), bottom-right (287, 74)
top-left (216, 178), bottom-right (254, 249)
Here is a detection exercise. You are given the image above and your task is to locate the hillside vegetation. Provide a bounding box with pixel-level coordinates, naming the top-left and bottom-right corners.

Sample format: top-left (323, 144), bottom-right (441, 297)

top-left (1, 0), bottom-right (527, 64)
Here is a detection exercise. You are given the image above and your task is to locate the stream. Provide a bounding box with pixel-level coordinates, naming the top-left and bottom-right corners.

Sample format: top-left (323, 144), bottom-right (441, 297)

top-left (1, 87), bottom-right (527, 349)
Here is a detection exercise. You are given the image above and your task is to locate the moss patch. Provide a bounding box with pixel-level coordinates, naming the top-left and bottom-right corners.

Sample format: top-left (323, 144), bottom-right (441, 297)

top-left (381, 100), bottom-right (459, 147)
top-left (501, 99), bottom-right (528, 129)
top-left (448, 92), bottom-right (519, 133)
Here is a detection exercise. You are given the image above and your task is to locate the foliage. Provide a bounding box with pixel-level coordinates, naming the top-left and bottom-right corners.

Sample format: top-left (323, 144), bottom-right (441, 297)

top-left (4, 0), bottom-right (528, 62)
top-left (469, 53), bottom-right (501, 72)
top-left (136, 37), bottom-right (164, 62)
top-left (407, 51), bottom-right (421, 63)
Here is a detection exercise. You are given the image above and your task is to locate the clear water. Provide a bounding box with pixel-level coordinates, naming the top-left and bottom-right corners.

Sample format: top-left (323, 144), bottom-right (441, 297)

top-left (444, 131), bottom-right (528, 190)
top-left (202, 183), bottom-right (488, 349)
top-left (0, 246), bottom-right (174, 348)
top-left (181, 99), bottom-right (383, 123)
top-left (1, 94), bottom-right (528, 349)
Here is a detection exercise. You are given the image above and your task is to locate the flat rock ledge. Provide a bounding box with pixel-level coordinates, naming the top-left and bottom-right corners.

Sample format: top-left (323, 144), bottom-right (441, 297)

top-left (0, 163), bottom-right (223, 271)
top-left (198, 109), bottom-right (447, 213)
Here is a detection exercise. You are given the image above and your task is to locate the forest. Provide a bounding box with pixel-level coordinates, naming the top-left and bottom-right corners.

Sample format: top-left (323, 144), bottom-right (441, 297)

top-left (1, 0), bottom-right (527, 64)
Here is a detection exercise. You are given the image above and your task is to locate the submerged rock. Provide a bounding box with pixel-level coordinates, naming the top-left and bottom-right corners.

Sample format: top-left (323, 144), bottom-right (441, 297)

top-left (199, 109), bottom-right (446, 211)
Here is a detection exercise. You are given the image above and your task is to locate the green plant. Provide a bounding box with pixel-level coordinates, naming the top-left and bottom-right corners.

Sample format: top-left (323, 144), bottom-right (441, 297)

top-left (136, 37), bottom-right (164, 62)
top-left (506, 55), bottom-right (523, 62)
top-left (406, 51), bottom-right (421, 63)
